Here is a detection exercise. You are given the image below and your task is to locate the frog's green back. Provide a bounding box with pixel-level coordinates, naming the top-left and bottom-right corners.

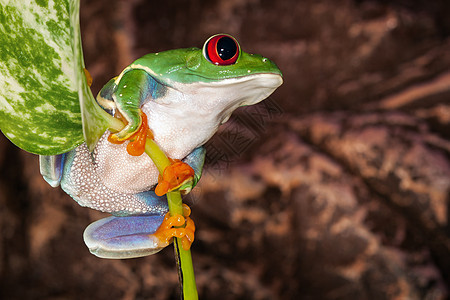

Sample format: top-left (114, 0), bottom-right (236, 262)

top-left (0, 0), bottom-right (84, 155)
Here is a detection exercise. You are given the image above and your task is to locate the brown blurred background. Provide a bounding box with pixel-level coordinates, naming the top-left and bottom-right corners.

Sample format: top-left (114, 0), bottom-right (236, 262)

top-left (1, 0), bottom-right (450, 299)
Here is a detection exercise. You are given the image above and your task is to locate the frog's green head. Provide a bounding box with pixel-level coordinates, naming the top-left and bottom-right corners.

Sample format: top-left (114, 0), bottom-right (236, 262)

top-left (131, 34), bottom-right (282, 84)
top-left (128, 34), bottom-right (283, 123)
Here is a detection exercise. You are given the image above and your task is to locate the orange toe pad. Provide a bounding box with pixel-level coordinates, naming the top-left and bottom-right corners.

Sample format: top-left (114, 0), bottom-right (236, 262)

top-left (155, 161), bottom-right (194, 196)
top-left (152, 204), bottom-right (195, 250)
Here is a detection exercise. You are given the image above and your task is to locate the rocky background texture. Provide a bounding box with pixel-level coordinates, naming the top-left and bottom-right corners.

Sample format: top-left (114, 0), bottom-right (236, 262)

top-left (1, 0), bottom-right (450, 299)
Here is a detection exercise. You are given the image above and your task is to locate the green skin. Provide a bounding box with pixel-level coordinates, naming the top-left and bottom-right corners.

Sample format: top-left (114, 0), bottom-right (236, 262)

top-left (98, 47), bottom-right (282, 141)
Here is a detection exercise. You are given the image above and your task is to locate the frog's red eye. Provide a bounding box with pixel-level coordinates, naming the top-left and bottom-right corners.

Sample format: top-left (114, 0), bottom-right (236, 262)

top-left (203, 34), bottom-right (240, 66)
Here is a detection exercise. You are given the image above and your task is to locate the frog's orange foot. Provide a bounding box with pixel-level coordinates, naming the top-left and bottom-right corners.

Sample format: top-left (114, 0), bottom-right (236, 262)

top-left (155, 160), bottom-right (195, 196)
top-left (84, 68), bottom-right (93, 87)
top-left (108, 111), bottom-right (154, 156)
top-left (153, 204), bottom-right (195, 251)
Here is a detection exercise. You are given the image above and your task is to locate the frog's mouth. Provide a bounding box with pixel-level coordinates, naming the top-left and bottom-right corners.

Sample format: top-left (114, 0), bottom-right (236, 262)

top-left (176, 72), bottom-right (282, 101)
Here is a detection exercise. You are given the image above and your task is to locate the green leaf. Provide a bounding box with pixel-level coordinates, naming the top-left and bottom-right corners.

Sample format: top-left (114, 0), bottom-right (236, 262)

top-left (0, 0), bottom-right (121, 155)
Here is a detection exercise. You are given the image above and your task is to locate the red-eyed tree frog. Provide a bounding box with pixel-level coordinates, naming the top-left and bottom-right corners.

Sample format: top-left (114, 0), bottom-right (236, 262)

top-left (37, 34), bottom-right (282, 259)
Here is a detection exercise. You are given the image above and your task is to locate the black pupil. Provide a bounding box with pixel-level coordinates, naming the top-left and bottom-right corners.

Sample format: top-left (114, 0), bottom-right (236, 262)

top-left (217, 36), bottom-right (237, 60)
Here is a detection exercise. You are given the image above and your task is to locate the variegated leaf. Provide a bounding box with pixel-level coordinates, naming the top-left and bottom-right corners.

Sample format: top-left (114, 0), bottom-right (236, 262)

top-left (0, 0), bottom-right (119, 155)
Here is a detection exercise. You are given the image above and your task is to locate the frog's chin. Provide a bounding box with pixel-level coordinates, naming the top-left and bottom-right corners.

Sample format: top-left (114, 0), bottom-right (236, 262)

top-left (206, 73), bottom-right (283, 123)
top-left (171, 72), bottom-right (283, 111)
top-left (234, 73), bottom-right (283, 106)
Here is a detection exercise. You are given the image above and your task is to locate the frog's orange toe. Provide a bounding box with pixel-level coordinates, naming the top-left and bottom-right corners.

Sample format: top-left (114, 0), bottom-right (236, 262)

top-left (108, 111), bottom-right (154, 157)
top-left (155, 161), bottom-right (195, 196)
top-left (152, 204), bottom-right (195, 250)
top-left (155, 181), bottom-right (169, 197)
top-left (126, 112), bottom-right (154, 156)
top-left (84, 68), bottom-right (93, 87)
top-left (180, 217), bottom-right (195, 250)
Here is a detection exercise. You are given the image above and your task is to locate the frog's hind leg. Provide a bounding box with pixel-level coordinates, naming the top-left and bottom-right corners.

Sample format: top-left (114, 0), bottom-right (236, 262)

top-left (83, 213), bottom-right (167, 259)
top-left (83, 202), bottom-right (195, 259)
top-left (59, 143), bottom-right (166, 215)
top-left (54, 143), bottom-right (173, 259)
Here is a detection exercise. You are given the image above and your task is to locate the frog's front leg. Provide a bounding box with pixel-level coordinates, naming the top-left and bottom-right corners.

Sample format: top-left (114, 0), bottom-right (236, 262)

top-left (107, 69), bottom-right (152, 143)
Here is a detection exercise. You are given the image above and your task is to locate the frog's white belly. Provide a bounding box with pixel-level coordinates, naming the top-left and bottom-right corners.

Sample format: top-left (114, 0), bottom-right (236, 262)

top-left (93, 94), bottom-right (220, 194)
top-left (92, 133), bottom-right (160, 194)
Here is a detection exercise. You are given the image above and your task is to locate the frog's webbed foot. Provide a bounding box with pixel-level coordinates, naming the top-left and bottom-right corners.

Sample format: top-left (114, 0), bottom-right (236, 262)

top-left (155, 160), bottom-right (195, 196)
top-left (83, 204), bottom-right (195, 258)
top-left (153, 204), bottom-right (195, 251)
top-left (108, 110), bottom-right (153, 156)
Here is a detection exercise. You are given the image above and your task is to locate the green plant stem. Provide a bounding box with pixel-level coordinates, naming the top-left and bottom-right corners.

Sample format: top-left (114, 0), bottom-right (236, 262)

top-left (144, 138), bottom-right (171, 173)
top-left (144, 138), bottom-right (198, 300)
